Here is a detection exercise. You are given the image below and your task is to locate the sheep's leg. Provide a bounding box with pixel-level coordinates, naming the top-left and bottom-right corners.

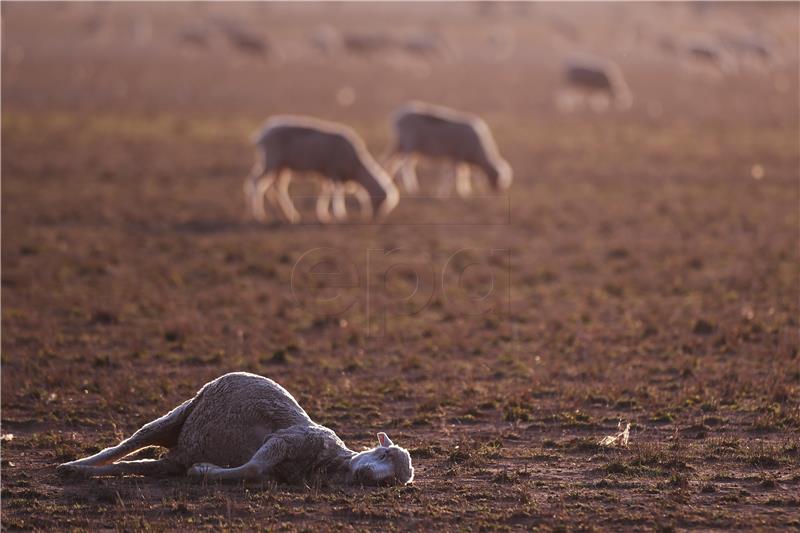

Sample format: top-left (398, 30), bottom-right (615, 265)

top-left (253, 174), bottom-right (276, 222)
top-left (58, 398), bottom-right (195, 473)
top-left (188, 437), bottom-right (289, 482)
top-left (186, 461), bottom-right (262, 481)
top-left (353, 187), bottom-right (373, 220)
top-left (244, 157), bottom-right (267, 216)
top-left (437, 165), bottom-right (455, 197)
top-left (275, 171), bottom-right (301, 224)
top-left (331, 184), bottom-right (348, 221)
top-left (59, 458), bottom-right (184, 478)
top-left (455, 163), bottom-right (473, 198)
top-left (384, 153), bottom-right (403, 180)
top-left (316, 181), bottom-right (333, 224)
top-left (399, 156), bottom-right (420, 194)
top-left (265, 179), bottom-right (282, 212)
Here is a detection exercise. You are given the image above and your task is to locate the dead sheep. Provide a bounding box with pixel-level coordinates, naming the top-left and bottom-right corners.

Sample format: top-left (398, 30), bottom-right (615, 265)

top-left (58, 372), bottom-right (414, 486)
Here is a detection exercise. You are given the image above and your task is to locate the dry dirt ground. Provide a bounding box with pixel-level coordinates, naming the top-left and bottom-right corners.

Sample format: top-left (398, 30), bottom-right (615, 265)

top-left (2, 3), bottom-right (799, 531)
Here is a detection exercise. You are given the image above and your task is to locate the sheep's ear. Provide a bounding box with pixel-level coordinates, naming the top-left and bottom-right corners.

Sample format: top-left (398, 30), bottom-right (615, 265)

top-left (377, 432), bottom-right (393, 447)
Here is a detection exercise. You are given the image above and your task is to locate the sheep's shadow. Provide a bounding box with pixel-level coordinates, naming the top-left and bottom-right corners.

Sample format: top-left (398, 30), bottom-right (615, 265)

top-left (172, 218), bottom-right (296, 234)
top-left (172, 217), bottom-right (381, 235)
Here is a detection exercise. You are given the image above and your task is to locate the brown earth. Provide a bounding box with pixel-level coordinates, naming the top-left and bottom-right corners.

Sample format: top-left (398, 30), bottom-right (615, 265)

top-left (2, 2), bottom-right (799, 531)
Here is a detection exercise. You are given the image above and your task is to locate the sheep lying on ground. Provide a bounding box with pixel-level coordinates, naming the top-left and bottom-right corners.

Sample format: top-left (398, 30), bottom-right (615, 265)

top-left (245, 116), bottom-right (399, 223)
top-left (385, 101), bottom-right (512, 197)
top-left (563, 54), bottom-right (633, 110)
top-left (58, 372), bottom-right (414, 486)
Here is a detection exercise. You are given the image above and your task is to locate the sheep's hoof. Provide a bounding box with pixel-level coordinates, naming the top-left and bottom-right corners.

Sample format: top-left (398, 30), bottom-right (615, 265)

top-left (187, 463), bottom-right (215, 478)
top-left (57, 463), bottom-right (88, 478)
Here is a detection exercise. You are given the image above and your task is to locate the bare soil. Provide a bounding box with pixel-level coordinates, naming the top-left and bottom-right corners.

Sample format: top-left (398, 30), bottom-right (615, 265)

top-left (2, 3), bottom-right (799, 531)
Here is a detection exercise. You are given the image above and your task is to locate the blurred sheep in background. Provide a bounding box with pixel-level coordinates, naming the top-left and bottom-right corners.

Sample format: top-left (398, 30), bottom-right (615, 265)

top-left (385, 101), bottom-right (512, 197)
top-left (561, 54), bottom-right (633, 111)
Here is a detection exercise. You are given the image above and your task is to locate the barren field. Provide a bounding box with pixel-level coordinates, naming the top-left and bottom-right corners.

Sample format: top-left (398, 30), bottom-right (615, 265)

top-left (2, 2), bottom-right (799, 530)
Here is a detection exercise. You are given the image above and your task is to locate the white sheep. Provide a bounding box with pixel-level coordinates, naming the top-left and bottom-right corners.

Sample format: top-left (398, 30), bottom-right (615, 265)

top-left (341, 31), bottom-right (394, 55)
top-left (213, 17), bottom-right (269, 56)
top-left (309, 24), bottom-right (341, 54)
top-left (245, 116), bottom-right (399, 224)
top-left (385, 101), bottom-right (512, 197)
top-left (401, 30), bottom-right (454, 61)
top-left (719, 32), bottom-right (773, 64)
top-left (563, 54), bottom-right (633, 110)
top-left (683, 36), bottom-right (738, 74)
top-left (57, 372), bottom-right (414, 486)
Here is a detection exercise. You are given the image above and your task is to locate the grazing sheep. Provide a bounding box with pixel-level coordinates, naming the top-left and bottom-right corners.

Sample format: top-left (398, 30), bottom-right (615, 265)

top-left (683, 36), bottom-right (737, 74)
top-left (58, 372), bottom-right (414, 486)
top-left (341, 31), bottom-right (394, 55)
top-left (563, 54), bottom-right (633, 110)
top-left (385, 101), bottom-right (512, 197)
top-left (309, 24), bottom-right (342, 54)
top-left (323, 28), bottom-right (453, 62)
top-left (548, 15), bottom-right (581, 43)
top-left (401, 30), bottom-right (453, 60)
top-left (178, 24), bottom-right (210, 48)
top-left (719, 32), bottom-right (772, 63)
top-left (245, 116), bottom-right (399, 224)
top-left (213, 17), bottom-right (269, 56)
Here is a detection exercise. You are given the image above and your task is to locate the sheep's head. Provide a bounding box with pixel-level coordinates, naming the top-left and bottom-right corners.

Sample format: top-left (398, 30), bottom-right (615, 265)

top-left (375, 181), bottom-right (399, 220)
top-left (349, 432), bottom-right (414, 486)
top-left (488, 159), bottom-right (513, 190)
top-left (363, 166), bottom-right (399, 220)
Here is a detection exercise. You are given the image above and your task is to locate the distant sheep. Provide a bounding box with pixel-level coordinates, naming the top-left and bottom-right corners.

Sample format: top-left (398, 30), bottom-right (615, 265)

top-left (245, 116), bottom-right (399, 224)
top-left (215, 19), bottom-right (269, 56)
top-left (385, 101), bottom-right (512, 197)
top-left (563, 54), bottom-right (633, 110)
top-left (724, 36), bottom-right (770, 60)
top-left (683, 36), bottom-right (737, 73)
top-left (342, 31), bottom-right (394, 55)
top-left (178, 19), bottom-right (268, 56)
top-left (718, 32), bottom-right (773, 66)
top-left (309, 25), bottom-right (342, 54)
top-left (548, 15), bottom-right (581, 43)
top-left (178, 24), bottom-right (210, 47)
top-left (400, 30), bottom-right (453, 60)
top-left (310, 27), bottom-right (453, 62)
top-left (58, 372), bottom-right (414, 486)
